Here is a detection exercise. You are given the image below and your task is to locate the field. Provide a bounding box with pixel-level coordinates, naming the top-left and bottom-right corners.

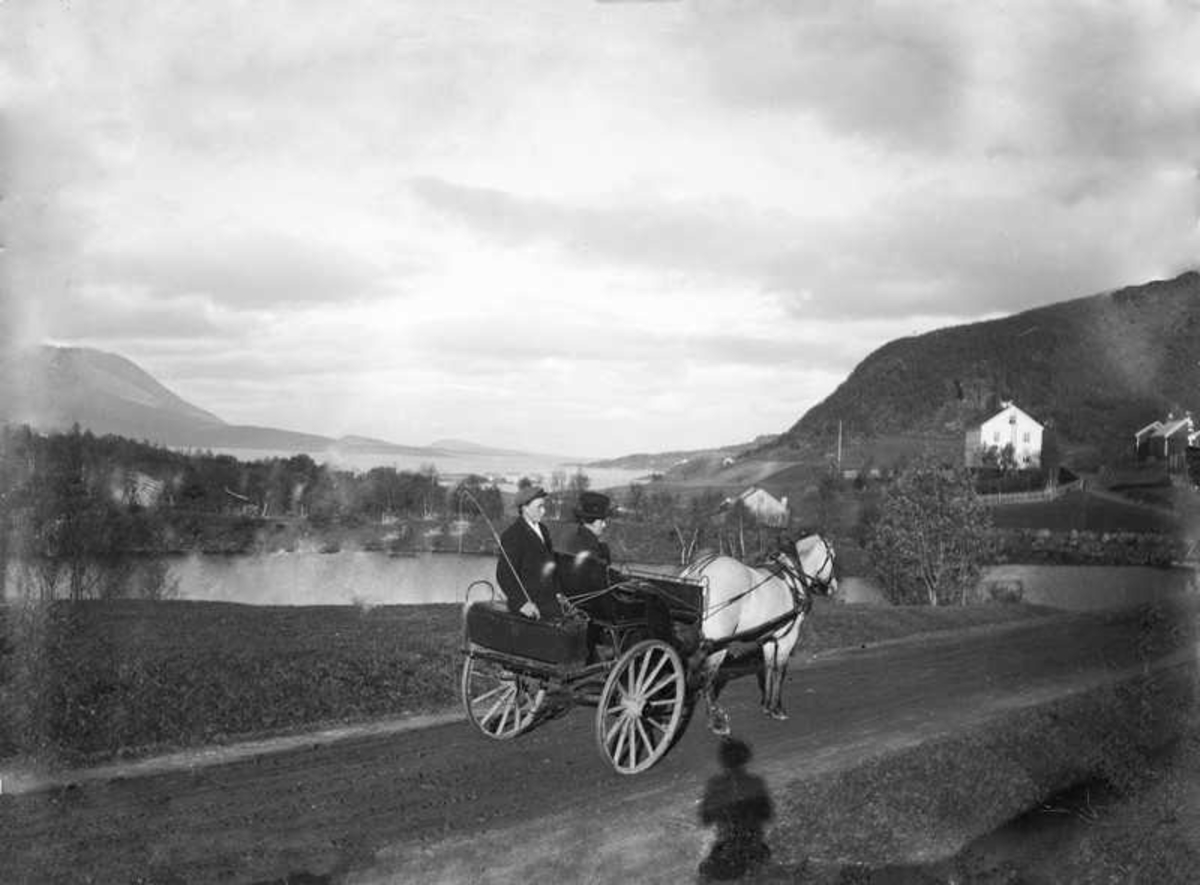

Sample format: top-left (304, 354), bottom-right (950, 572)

top-left (988, 487), bottom-right (1180, 534)
top-left (0, 597), bottom-right (1061, 767)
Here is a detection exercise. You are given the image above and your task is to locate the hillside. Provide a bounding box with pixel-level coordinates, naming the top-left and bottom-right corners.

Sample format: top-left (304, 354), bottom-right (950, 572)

top-left (0, 346), bottom-right (225, 443)
top-left (0, 347), bottom-right (419, 457)
top-left (770, 271), bottom-right (1200, 463)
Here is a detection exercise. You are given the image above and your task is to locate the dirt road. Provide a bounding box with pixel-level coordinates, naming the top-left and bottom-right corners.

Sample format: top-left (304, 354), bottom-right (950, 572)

top-left (0, 609), bottom-right (1190, 884)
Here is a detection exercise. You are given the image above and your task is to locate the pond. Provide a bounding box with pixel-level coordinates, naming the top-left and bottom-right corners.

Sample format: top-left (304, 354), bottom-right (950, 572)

top-left (3, 551), bottom-right (504, 607)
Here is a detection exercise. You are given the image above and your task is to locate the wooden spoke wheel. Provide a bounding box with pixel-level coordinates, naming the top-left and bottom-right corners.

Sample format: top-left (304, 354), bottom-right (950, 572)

top-left (596, 639), bottom-right (686, 775)
top-left (461, 655), bottom-right (546, 740)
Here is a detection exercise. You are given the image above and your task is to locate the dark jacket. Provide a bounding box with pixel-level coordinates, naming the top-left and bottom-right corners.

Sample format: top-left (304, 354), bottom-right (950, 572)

top-left (496, 518), bottom-right (562, 618)
top-left (562, 525), bottom-right (614, 597)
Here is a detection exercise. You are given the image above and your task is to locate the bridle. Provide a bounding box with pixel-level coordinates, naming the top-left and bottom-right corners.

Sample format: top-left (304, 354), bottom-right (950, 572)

top-left (770, 537), bottom-right (836, 615)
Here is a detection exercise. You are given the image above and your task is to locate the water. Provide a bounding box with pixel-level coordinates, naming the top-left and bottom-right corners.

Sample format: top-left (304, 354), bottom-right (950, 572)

top-left (206, 446), bottom-right (649, 491)
top-left (4, 551), bottom-right (504, 607)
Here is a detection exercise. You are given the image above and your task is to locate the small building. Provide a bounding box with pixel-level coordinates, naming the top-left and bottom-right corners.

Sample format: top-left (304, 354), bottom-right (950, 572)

top-left (725, 486), bottom-right (790, 527)
top-left (1135, 413), bottom-right (1195, 472)
top-left (965, 402), bottom-right (1044, 469)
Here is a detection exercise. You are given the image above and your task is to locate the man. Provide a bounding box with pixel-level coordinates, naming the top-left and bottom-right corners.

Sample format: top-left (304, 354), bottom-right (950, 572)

top-left (496, 485), bottom-right (562, 619)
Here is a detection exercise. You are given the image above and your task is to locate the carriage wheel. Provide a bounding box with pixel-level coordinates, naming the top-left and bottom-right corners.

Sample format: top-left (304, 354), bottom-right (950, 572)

top-left (461, 655), bottom-right (546, 740)
top-left (596, 639), bottom-right (686, 775)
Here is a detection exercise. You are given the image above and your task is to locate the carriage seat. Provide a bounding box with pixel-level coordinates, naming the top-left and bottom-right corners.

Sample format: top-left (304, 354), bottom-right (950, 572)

top-left (464, 600), bottom-right (588, 666)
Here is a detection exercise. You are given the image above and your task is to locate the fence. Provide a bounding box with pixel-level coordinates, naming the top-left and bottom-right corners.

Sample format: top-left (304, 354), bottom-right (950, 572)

top-left (978, 479), bottom-right (1080, 506)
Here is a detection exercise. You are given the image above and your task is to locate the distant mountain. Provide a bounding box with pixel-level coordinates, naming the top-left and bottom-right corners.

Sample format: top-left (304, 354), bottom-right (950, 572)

top-left (427, 438), bottom-right (572, 460)
top-left (0, 345), bottom-right (531, 461)
top-left (772, 271), bottom-right (1200, 463)
top-left (0, 346), bottom-right (227, 444)
top-left (587, 436), bottom-right (779, 472)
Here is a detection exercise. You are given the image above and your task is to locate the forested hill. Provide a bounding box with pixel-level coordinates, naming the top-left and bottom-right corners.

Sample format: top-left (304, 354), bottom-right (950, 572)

top-left (780, 271), bottom-right (1200, 460)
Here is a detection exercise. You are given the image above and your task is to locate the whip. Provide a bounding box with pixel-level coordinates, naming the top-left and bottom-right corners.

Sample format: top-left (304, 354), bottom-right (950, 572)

top-left (457, 486), bottom-right (540, 612)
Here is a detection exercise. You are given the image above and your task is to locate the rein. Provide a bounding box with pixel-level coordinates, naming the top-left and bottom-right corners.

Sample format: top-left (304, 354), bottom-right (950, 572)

top-left (701, 538), bottom-right (833, 621)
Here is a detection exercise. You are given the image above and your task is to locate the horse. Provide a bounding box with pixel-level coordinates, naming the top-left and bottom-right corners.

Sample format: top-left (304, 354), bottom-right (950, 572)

top-left (680, 533), bottom-right (837, 736)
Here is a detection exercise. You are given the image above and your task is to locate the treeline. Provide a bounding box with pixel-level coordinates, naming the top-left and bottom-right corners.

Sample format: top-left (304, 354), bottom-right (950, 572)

top-left (0, 424), bottom-right (520, 599)
top-left (0, 423), bottom-right (506, 524)
top-left (0, 424), bottom-right (804, 600)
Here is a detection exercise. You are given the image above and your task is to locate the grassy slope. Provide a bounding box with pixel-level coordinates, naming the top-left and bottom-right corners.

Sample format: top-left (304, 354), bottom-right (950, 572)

top-left (0, 598), bottom-right (1060, 766)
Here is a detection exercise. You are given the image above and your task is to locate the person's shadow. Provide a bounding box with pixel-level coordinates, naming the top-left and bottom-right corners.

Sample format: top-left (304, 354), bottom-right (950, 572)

top-left (698, 737), bottom-right (774, 881)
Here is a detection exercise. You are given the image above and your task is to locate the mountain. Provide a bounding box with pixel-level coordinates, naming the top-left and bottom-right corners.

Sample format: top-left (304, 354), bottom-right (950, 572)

top-left (0, 346), bottom-right (227, 444)
top-left (773, 271), bottom-right (1200, 463)
top-left (427, 438), bottom-right (573, 460)
top-left (0, 346), bottom-right (440, 457)
top-left (586, 435), bottom-right (780, 472)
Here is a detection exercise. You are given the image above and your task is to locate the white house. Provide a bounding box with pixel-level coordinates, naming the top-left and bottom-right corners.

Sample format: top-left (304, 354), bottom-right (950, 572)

top-left (726, 486), bottom-right (790, 527)
top-left (965, 402), bottom-right (1044, 468)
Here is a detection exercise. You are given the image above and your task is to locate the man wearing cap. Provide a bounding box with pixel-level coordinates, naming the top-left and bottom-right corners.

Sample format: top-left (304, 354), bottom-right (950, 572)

top-left (496, 485), bottom-right (562, 620)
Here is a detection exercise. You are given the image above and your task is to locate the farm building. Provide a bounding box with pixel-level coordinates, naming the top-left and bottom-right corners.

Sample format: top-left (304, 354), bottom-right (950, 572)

top-left (1134, 413), bottom-right (1195, 472)
top-left (964, 402), bottom-right (1044, 469)
top-left (725, 486), bottom-right (790, 527)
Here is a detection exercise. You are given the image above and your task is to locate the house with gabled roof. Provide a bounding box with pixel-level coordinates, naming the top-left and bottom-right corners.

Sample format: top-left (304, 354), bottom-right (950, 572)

top-left (724, 486), bottom-right (790, 527)
top-left (1135, 413), bottom-right (1194, 472)
top-left (965, 401), bottom-right (1044, 469)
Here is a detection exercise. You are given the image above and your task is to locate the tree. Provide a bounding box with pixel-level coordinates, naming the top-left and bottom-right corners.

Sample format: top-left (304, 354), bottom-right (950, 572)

top-left (815, 469), bottom-right (841, 533)
top-left (453, 475), bottom-right (502, 522)
top-left (866, 455), bottom-right (992, 606)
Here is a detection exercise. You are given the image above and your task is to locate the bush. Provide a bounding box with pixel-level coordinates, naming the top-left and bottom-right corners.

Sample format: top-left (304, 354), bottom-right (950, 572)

top-left (866, 455), bottom-right (993, 606)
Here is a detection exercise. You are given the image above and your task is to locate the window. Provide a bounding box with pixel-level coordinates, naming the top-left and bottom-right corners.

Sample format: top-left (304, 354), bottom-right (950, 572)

top-left (1022, 432), bottom-right (1030, 443)
top-left (993, 431), bottom-right (1000, 443)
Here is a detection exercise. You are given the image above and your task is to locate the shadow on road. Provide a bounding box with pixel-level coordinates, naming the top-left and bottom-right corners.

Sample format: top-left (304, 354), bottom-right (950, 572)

top-left (697, 737), bottom-right (775, 882)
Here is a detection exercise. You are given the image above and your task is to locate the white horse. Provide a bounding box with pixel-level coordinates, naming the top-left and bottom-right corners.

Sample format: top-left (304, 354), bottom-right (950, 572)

top-left (681, 533), bottom-right (837, 735)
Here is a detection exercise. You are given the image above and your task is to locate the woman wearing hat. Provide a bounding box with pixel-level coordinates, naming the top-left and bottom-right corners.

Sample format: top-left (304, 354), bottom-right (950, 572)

top-left (496, 486), bottom-right (562, 620)
top-left (565, 491), bottom-right (672, 647)
top-left (563, 491), bottom-right (619, 598)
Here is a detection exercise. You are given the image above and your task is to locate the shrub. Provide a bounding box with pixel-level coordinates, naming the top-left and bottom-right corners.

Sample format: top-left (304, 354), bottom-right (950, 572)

top-left (866, 455), bottom-right (993, 606)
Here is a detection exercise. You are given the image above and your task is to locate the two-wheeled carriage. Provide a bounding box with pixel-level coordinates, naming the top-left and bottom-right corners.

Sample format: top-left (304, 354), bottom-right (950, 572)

top-left (461, 567), bottom-right (706, 774)
top-left (460, 532), bottom-right (838, 774)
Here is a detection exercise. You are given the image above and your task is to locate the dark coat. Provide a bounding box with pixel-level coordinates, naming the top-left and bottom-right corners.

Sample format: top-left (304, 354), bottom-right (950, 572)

top-left (496, 518), bottom-right (562, 618)
top-left (562, 525), bottom-right (614, 597)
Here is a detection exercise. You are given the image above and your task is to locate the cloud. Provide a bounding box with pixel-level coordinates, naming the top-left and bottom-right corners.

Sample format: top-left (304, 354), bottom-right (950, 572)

top-left (684, 2), bottom-right (967, 150)
top-left (89, 232), bottom-right (383, 308)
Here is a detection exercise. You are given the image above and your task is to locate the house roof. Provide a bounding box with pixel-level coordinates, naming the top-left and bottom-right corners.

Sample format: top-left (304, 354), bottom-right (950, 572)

top-left (732, 486), bottom-right (786, 506)
top-left (980, 402), bottom-right (1043, 429)
top-left (1159, 417), bottom-right (1194, 438)
top-left (1137, 416), bottom-right (1194, 440)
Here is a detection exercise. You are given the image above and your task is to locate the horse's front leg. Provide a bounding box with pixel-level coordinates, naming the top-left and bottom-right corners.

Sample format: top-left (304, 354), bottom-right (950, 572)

top-left (761, 643), bottom-right (789, 720)
top-left (700, 650), bottom-right (731, 736)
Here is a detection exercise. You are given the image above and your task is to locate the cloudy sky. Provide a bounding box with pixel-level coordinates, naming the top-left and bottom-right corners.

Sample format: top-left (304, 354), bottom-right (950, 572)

top-left (3, 1), bottom-right (1198, 458)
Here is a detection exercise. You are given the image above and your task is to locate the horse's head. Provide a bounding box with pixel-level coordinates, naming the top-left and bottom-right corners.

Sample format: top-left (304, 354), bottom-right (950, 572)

top-left (780, 533), bottom-right (837, 597)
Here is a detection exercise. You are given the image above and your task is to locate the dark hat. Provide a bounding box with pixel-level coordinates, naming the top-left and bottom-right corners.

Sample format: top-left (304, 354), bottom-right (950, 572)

top-left (515, 485), bottom-right (549, 509)
top-left (574, 491), bottom-right (615, 522)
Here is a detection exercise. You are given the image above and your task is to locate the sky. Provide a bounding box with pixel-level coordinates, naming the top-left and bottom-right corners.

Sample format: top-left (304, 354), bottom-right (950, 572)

top-left (2, 1), bottom-right (1198, 459)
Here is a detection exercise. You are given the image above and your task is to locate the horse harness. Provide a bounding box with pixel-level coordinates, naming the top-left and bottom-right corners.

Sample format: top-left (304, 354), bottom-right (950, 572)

top-left (697, 542), bottom-right (834, 652)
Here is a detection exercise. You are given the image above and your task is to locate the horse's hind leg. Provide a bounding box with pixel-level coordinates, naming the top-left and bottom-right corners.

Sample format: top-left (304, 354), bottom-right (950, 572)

top-left (700, 650), bottom-right (731, 736)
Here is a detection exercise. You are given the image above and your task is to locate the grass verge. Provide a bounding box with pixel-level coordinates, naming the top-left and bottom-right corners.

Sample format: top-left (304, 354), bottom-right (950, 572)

top-left (765, 662), bottom-right (1200, 882)
top-left (0, 597), bottom-right (1069, 767)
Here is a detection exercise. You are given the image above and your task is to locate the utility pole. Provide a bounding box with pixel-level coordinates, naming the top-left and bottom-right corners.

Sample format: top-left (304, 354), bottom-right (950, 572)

top-left (837, 420), bottom-right (843, 471)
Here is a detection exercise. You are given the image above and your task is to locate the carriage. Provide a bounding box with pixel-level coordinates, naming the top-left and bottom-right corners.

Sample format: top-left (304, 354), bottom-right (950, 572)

top-left (460, 535), bottom-right (837, 775)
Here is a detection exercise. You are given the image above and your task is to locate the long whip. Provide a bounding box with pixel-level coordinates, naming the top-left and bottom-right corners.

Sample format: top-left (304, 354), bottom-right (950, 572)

top-left (457, 487), bottom-right (533, 609)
